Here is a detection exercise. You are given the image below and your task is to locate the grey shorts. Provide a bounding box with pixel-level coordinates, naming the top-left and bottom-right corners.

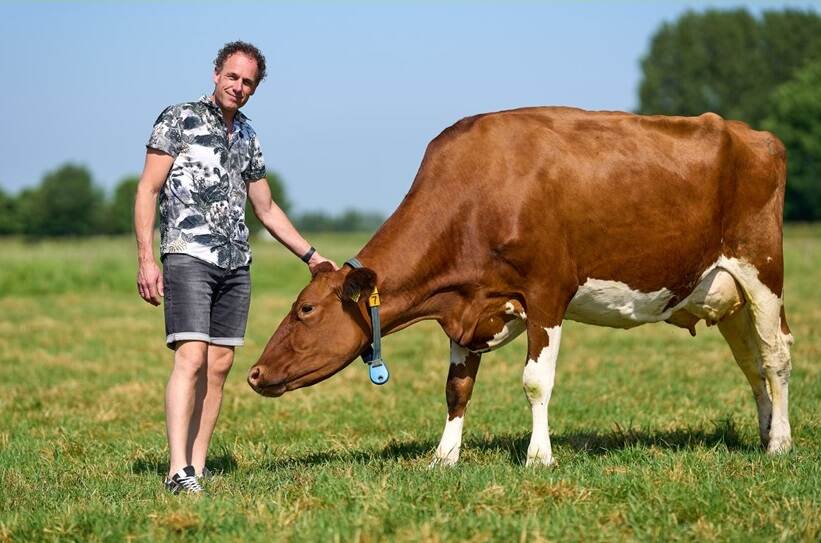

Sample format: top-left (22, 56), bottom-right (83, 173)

top-left (162, 254), bottom-right (251, 349)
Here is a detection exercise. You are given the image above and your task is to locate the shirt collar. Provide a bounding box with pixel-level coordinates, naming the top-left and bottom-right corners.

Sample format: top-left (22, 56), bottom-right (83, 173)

top-left (199, 94), bottom-right (250, 123)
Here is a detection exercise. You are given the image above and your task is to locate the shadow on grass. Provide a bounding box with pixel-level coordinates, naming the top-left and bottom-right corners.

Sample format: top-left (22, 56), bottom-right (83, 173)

top-left (258, 438), bottom-right (439, 471)
top-left (131, 446), bottom-right (239, 476)
top-left (259, 417), bottom-right (759, 469)
top-left (478, 416), bottom-right (759, 465)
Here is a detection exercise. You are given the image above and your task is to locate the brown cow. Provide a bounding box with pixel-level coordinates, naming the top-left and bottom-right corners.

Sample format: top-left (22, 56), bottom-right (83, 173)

top-left (248, 107), bottom-right (793, 466)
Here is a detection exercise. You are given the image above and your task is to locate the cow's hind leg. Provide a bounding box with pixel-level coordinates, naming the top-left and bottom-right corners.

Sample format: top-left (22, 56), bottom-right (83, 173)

top-left (522, 323), bottom-right (562, 466)
top-left (430, 340), bottom-right (481, 467)
top-left (718, 307), bottom-right (773, 448)
top-left (718, 297), bottom-right (793, 453)
top-left (755, 303), bottom-right (793, 454)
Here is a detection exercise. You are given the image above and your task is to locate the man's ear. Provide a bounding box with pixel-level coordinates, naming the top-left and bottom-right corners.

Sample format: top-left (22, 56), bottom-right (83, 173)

top-left (342, 268), bottom-right (377, 302)
top-left (310, 261), bottom-right (335, 278)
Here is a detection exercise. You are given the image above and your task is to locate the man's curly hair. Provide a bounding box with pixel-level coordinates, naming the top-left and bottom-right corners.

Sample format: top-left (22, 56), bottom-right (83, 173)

top-left (214, 41), bottom-right (267, 84)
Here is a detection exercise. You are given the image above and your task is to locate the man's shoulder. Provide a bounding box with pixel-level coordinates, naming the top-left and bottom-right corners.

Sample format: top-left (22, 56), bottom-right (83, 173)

top-left (153, 100), bottom-right (208, 125)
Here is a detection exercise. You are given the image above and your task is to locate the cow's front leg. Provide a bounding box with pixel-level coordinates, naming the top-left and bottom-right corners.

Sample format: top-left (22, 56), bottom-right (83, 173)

top-left (431, 340), bottom-right (481, 467)
top-left (523, 323), bottom-right (562, 467)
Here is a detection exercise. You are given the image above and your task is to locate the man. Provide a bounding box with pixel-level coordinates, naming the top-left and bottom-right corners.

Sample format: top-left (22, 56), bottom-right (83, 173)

top-left (134, 41), bottom-right (334, 494)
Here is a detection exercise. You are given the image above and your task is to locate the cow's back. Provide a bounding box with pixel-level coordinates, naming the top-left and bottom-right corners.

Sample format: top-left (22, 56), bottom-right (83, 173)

top-left (407, 107), bottom-right (786, 298)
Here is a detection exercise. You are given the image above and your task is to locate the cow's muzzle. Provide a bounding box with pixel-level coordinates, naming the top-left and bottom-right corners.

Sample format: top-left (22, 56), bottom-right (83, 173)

top-left (247, 366), bottom-right (287, 397)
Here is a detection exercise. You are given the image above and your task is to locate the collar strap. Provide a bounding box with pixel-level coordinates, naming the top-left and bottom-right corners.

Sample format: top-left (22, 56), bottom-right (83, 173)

top-left (345, 258), bottom-right (389, 385)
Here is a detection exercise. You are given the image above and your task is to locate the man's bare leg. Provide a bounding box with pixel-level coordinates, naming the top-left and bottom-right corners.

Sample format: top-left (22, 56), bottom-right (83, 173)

top-left (188, 344), bottom-right (235, 475)
top-left (166, 340), bottom-right (208, 478)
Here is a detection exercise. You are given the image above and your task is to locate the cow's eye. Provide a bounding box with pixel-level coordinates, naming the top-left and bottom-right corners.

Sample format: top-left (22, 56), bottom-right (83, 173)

top-left (300, 303), bottom-right (314, 314)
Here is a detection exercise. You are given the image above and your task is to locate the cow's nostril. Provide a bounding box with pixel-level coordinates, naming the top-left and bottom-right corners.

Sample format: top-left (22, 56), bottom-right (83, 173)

top-left (249, 366), bottom-right (261, 383)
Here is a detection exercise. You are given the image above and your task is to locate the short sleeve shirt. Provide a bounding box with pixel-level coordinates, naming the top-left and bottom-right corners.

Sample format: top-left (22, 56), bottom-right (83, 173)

top-left (147, 95), bottom-right (266, 270)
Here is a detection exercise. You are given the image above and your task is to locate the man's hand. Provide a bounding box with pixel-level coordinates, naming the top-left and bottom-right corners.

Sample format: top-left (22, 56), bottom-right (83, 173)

top-left (137, 260), bottom-right (164, 306)
top-left (308, 252), bottom-right (339, 275)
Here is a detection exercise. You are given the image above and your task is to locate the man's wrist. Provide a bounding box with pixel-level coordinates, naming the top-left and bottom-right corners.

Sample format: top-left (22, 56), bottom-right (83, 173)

top-left (301, 246), bottom-right (316, 264)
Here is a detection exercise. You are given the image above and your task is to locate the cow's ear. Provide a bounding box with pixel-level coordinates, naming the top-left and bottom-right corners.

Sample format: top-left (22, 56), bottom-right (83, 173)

top-left (310, 261), bottom-right (335, 278)
top-left (342, 268), bottom-right (377, 302)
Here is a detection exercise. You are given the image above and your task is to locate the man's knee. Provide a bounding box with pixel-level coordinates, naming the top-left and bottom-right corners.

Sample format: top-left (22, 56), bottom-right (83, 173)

top-left (173, 341), bottom-right (209, 376)
top-left (208, 347), bottom-right (235, 379)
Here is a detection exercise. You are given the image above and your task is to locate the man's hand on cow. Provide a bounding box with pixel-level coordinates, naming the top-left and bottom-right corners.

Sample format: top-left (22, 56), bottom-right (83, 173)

top-left (137, 260), bottom-right (164, 306)
top-left (308, 252), bottom-right (339, 274)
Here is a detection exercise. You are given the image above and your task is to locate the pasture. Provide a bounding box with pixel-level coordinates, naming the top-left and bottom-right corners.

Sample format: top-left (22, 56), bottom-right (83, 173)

top-left (1, 227), bottom-right (819, 542)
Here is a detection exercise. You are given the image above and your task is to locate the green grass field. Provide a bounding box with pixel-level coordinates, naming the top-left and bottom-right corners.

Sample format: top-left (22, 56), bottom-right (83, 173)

top-left (1, 228), bottom-right (819, 542)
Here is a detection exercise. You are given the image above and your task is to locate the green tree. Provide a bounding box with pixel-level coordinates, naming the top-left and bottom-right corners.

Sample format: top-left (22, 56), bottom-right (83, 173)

top-left (639, 9), bottom-right (761, 120)
top-left (294, 210), bottom-right (335, 233)
top-left (638, 8), bottom-right (821, 127)
top-left (638, 8), bottom-right (821, 222)
top-left (103, 176), bottom-right (139, 234)
top-left (763, 59), bottom-right (821, 221)
top-left (24, 163), bottom-right (105, 237)
top-left (295, 209), bottom-right (385, 233)
top-left (0, 187), bottom-right (20, 235)
top-left (245, 171), bottom-right (291, 236)
top-left (335, 209), bottom-right (385, 232)
top-left (15, 187), bottom-right (36, 234)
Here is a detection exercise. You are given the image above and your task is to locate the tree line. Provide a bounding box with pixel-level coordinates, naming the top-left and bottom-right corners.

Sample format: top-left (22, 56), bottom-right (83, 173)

top-left (638, 7), bottom-right (821, 221)
top-left (0, 164), bottom-right (385, 237)
top-left (2, 7), bottom-right (818, 235)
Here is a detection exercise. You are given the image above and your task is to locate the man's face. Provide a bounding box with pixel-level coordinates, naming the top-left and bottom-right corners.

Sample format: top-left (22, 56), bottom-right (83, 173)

top-left (213, 53), bottom-right (259, 113)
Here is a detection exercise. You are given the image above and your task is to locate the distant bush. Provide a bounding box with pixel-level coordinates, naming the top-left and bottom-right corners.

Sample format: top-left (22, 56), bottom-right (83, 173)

top-left (104, 176), bottom-right (140, 235)
top-left (295, 209), bottom-right (384, 233)
top-left (0, 187), bottom-right (20, 235)
top-left (22, 163), bottom-right (105, 237)
top-left (763, 59), bottom-right (821, 221)
top-left (638, 8), bottom-right (821, 221)
top-left (1, 163), bottom-right (384, 237)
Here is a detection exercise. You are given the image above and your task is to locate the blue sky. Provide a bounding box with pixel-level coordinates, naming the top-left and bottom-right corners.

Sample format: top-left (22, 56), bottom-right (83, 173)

top-left (1, 1), bottom-right (817, 214)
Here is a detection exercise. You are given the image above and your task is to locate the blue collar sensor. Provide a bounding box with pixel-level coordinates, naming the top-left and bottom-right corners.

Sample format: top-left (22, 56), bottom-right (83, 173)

top-left (345, 258), bottom-right (390, 385)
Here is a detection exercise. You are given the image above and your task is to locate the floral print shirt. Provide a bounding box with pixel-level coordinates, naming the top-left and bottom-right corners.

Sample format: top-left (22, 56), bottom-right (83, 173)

top-left (147, 95), bottom-right (266, 269)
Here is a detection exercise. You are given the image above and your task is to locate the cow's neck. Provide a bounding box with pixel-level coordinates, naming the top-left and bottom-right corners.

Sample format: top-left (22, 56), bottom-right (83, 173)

top-left (356, 195), bottom-right (471, 335)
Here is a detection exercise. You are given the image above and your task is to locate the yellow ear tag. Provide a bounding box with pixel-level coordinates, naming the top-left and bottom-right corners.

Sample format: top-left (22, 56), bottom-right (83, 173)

top-left (368, 287), bottom-right (381, 307)
top-left (350, 291), bottom-right (361, 303)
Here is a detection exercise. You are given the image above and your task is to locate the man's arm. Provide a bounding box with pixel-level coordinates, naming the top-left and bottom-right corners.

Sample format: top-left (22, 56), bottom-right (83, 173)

top-left (134, 149), bottom-right (174, 305)
top-left (247, 177), bottom-right (338, 273)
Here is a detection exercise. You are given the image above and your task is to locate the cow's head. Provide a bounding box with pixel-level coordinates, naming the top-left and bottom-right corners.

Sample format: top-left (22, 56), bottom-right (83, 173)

top-left (247, 262), bottom-right (377, 397)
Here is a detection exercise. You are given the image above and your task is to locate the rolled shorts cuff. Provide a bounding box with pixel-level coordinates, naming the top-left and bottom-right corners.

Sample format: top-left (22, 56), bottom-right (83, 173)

top-left (167, 332), bottom-right (211, 345)
top-left (165, 333), bottom-right (244, 349)
top-left (210, 337), bottom-right (245, 347)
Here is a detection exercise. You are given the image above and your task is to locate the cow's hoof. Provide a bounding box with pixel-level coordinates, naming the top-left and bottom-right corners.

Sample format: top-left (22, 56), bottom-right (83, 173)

top-left (766, 436), bottom-right (792, 455)
top-left (525, 455), bottom-right (556, 467)
top-left (428, 455), bottom-right (458, 468)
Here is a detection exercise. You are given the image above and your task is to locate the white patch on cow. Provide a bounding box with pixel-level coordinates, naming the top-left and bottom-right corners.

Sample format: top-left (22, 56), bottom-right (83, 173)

top-left (565, 279), bottom-right (675, 328)
top-left (504, 301), bottom-right (527, 320)
top-left (431, 415), bottom-right (464, 467)
top-left (565, 255), bottom-right (792, 453)
top-left (708, 257), bottom-right (780, 344)
top-left (677, 267), bottom-right (744, 325)
top-left (449, 340), bottom-right (469, 366)
top-left (780, 328), bottom-right (794, 348)
top-left (523, 325), bottom-right (562, 467)
top-left (710, 256), bottom-right (792, 453)
top-left (484, 318), bottom-right (527, 349)
top-left (480, 300), bottom-right (528, 350)
top-left (565, 259), bottom-right (750, 329)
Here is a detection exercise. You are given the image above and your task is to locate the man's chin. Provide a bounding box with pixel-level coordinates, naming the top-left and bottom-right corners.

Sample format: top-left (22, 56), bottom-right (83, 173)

top-left (214, 95), bottom-right (240, 112)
